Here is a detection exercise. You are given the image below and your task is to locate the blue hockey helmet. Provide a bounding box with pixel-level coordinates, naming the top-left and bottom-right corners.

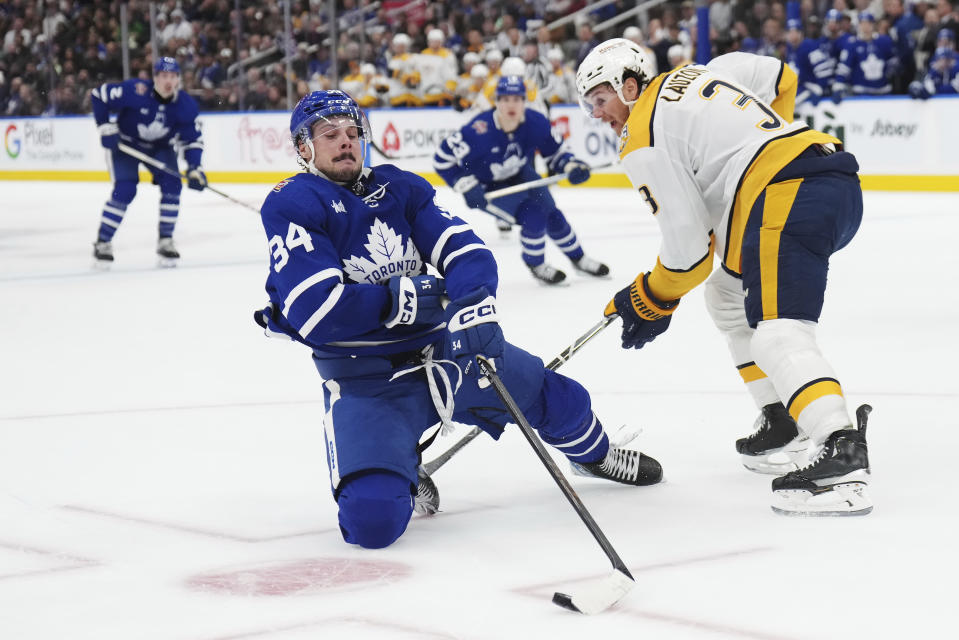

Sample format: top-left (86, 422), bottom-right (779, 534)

top-left (859, 11), bottom-right (875, 23)
top-left (495, 75), bottom-right (526, 99)
top-left (938, 28), bottom-right (955, 43)
top-left (825, 8), bottom-right (842, 23)
top-left (289, 90), bottom-right (372, 147)
top-left (786, 18), bottom-right (802, 31)
top-left (154, 56), bottom-right (181, 74)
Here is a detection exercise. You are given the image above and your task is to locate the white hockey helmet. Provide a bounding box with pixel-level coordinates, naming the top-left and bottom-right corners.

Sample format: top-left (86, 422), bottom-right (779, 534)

top-left (501, 56), bottom-right (526, 77)
top-left (392, 33), bottom-right (412, 49)
top-left (485, 49), bottom-right (503, 63)
top-left (546, 47), bottom-right (564, 63)
top-left (360, 63), bottom-right (377, 76)
top-left (463, 51), bottom-right (481, 66)
top-left (427, 28), bottom-right (445, 44)
top-left (470, 63), bottom-right (489, 79)
top-left (576, 38), bottom-right (655, 115)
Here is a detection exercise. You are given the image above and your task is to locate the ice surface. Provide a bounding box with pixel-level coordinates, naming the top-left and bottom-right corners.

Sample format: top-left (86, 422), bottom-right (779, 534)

top-left (1, 181), bottom-right (957, 639)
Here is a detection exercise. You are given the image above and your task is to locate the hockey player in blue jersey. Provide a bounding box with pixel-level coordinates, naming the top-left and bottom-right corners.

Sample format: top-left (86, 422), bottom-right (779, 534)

top-left (91, 57), bottom-right (207, 266)
top-left (833, 12), bottom-right (899, 97)
top-left (910, 29), bottom-right (959, 97)
top-left (794, 9), bottom-right (848, 104)
top-left (254, 90), bottom-right (663, 549)
top-left (433, 75), bottom-right (609, 285)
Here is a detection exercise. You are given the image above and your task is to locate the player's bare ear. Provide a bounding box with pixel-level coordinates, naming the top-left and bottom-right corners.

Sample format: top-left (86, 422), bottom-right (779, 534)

top-left (623, 77), bottom-right (640, 102)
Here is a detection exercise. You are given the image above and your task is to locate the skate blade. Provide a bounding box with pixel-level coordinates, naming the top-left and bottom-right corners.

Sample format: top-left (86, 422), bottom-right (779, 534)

top-left (740, 442), bottom-right (811, 475)
top-left (157, 256), bottom-right (179, 268)
top-left (92, 259), bottom-right (113, 271)
top-left (771, 482), bottom-right (872, 517)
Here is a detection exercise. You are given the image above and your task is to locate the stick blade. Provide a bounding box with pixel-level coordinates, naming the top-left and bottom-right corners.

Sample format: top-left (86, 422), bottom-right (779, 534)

top-left (551, 568), bottom-right (635, 614)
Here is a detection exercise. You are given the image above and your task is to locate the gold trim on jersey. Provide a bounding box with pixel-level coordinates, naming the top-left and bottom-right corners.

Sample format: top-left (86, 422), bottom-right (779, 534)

top-left (723, 128), bottom-right (840, 274)
top-left (759, 178), bottom-right (803, 320)
top-left (736, 361), bottom-right (768, 383)
top-left (619, 72), bottom-right (669, 157)
top-left (647, 232), bottom-right (715, 300)
top-left (787, 377), bottom-right (843, 421)
top-left (770, 63), bottom-right (798, 123)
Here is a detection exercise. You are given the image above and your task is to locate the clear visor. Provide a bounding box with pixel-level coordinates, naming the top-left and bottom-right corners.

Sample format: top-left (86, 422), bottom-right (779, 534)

top-left (578, 84), bottom-right (612, 118)
top-left (294, 110), bottom-right (372, 146)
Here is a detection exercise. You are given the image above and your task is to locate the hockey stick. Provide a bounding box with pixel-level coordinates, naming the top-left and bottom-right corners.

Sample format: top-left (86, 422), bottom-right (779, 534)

top-left (477, 354), bottom-right (634, 614)
top-left (117, 142), bottom-right (261, 215)
top-left (485, 162), bottom-right (616, 201)
top-left (421, 315), bottom-right (616, 476)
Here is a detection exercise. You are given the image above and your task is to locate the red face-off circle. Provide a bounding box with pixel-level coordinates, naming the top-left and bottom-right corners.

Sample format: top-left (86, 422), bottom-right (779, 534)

top-left (186, 557), bottom-right (412, 596)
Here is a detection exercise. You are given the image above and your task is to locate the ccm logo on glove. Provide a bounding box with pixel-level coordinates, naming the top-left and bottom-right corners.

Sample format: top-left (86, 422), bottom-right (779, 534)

top-left (447, 297), bottom-right (498, 331)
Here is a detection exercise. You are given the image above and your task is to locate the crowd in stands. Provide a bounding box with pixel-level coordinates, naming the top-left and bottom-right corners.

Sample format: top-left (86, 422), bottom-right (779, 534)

top-left (2, 0), bottom-right (958, 118)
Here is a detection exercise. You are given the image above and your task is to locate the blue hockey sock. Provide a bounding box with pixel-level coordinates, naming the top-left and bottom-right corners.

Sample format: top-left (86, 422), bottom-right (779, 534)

top-left (158, 193), bottom-right (180, 238)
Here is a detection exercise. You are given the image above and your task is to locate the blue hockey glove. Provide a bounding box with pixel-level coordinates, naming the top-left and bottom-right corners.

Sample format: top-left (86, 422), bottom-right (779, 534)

top-left (908, 80), bottom-right (930, 100)
top-left (453, 175), bottom-right (487, 210)
top-left (98, 123), bottom-right (119, 150)
top-left (384, 275), bottom-right (446, 328)
top-left (445, 288), bottom-right (504, 383)
top-left (563, 159), bottom-right (591, 185)
top-left (604, 272), bottom-right (679, 350)
top-left (187, 166), bottom-right (208, 191)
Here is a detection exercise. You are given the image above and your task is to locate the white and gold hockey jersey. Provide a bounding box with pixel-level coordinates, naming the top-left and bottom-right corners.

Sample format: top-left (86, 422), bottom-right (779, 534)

top-left (618, 52), bottom-right (839, 302)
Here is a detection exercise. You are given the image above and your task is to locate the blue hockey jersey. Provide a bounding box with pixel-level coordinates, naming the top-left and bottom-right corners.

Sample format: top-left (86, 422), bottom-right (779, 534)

top-left (923, 50), bottom-right (959, 95)
top-left (835, 34), bottom-right (898, 94)
top-left (91, 78), bottom-right (203, 166)
top-left (259, 165), bottom-right (497, 357)
top-left (432, 108), bottom-right (575, 188)
top-left (795, 36), bottom-right (847, 102)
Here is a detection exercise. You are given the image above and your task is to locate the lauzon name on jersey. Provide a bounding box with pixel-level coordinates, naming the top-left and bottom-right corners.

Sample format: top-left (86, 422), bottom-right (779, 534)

top-left (660, 66), bottom-right (708, 102)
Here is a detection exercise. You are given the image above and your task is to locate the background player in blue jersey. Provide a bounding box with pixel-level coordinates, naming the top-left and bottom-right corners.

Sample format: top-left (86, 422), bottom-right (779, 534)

top-left (254, 90), bottom-right (663, 550)
top-left (795, 9), bottom-right (848, 104)
top-left (433, 75), bottom-right (609, 285)
top-left (910, 29), bottom-right (959, 97)
top-left (91, 57), bottom-right (207, 267)
top-left (833, 12), bottom-right (899, 98)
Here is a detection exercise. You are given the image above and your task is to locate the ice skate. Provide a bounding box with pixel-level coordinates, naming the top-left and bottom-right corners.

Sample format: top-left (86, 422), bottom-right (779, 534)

top-left (93, 241), bottom-right (114, 269)
top-left (414, 466), bottom-right (440, 515)
top-left (529, 263), bottom-right (567, 285)
top-left (571, 447), bottom-right (663, 486)
top-left (771, 404), bottom-right (872, 517)
top-left (736, 402), bottom-right (810, 474)
top-left (495, 218), bottom-right (513, 237)
top-left (156, 237), bottom-right (180, 267)
top-left (572, 255), bottom-right (610, 277)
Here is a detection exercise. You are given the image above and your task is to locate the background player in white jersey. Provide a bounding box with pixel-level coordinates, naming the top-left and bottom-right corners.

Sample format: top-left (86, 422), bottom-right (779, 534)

top-left (576, 39), bottom-right (872, 516)
top-left (90, 57), bottom-right (206, 266)
top-left (434, 75), bottom-right (609, 285)
top-left (254, 90), bottom-right (662, 549)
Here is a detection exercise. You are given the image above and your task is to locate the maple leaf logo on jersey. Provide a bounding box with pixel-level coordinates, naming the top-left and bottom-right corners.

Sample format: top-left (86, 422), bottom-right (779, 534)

top-left (341, 218), bottom-right (422, 284)
top-left (137, 119), bottom-right (170, 142)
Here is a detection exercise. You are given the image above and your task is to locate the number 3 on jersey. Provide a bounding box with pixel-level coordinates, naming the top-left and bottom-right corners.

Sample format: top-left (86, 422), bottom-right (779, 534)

top-left (269, 222), bottom-right (315, 272)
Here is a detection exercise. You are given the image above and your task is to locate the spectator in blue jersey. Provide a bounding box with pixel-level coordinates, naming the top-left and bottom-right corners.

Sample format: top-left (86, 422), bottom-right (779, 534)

top-left (91, 57), bottom-right (206, 267)
top-left (910, 28), bottom-right (959, 96)
top-left (834, 12), bottom-right (899, 98)
top-left (253, 90), bottom-right (663, 549)
top-left (784, 19), bottom-right (810, 105)
top-left (795, 8), bottom-right (847, 104)
top-left (433, 75), bottom-right (610, 285)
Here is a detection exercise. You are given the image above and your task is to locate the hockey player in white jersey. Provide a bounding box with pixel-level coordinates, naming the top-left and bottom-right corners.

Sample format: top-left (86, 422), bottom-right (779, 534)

top-left (576, 39), bottom-right (872, 516)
